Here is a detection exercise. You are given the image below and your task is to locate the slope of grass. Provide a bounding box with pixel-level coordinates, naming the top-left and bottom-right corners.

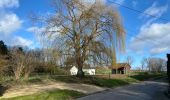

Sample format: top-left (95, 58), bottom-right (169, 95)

top-left (0, 72), bottom-right (166, 88)
top-left (1, 89), bottom-right (84, 100)
top-left (93, 78), bottom-right (129, 87)
top-left (130, 72), bottom-right (166, 81)
top-left (96, 69), bottom-right (111, 74)
top-left (0, 72), bottom-right (166, 100)
top-left (49, 75), bottom-right (138, 88)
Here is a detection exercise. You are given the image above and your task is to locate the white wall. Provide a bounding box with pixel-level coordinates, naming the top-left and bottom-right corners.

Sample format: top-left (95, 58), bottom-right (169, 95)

top-left (70, 66), bottom-right (95, 75)
top-left (70, 66), bottom-right (78, 75)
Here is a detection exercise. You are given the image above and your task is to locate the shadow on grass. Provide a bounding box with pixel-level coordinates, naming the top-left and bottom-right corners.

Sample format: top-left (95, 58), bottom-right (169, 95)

top-left (94, 78), bottom-right (129, 87)
top-left (130, 72), bottom-right (166, 81)
top-left (50, 75), bottom-right (129, 88)
top-left (0, 84), bottom-right (9, 97)
top-left (26, 77), bottom-right (43, 84)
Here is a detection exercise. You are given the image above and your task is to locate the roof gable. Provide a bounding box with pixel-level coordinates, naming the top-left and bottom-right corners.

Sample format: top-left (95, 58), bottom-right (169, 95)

top-left (110, 63), bottom-right (131, 69)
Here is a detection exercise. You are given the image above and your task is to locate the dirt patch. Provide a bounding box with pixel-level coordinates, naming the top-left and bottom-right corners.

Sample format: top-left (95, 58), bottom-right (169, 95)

top-left (0, 81), bottom-right (106, 99)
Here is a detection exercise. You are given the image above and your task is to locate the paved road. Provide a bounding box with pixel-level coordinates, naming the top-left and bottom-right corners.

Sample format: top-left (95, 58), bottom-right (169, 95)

top-left (77, 79), bottom-right (169, 100)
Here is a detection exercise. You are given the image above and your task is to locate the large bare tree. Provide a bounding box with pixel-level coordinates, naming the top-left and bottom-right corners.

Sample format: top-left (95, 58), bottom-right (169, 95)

top-left (33, 0), bottom-right (125, 78)
top-left (147, 58), bottom-right (166, 72)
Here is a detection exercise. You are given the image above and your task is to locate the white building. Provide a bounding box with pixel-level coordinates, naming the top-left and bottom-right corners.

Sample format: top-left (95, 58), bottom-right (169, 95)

top-left (70, 66), bottom-right (78, 75)
top-left (70, 66), bottom-right (95, 75)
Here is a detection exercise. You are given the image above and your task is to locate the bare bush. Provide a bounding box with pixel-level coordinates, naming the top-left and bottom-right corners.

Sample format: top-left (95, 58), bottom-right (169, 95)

top-left (10, 47), bottom-right (38, 80)
top-left (23, 51), bottom-right (39, 80)
top-left (10, 48), bottom-right (25, 80)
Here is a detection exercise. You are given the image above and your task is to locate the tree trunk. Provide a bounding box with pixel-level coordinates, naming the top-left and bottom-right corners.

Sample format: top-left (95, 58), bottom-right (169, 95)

top-left (75, 34), bottom-right (85, 78)
top-left (76, 60), bottom-right (84, 78)
top-left (77, 67), bottom-right (84, 78)
top-left (24, 73), bottom-right (29, 80)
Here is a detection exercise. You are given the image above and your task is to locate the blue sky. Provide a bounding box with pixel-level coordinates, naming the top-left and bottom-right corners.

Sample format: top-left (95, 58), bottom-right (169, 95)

top-left (0, 0), bottom-right (170, 69)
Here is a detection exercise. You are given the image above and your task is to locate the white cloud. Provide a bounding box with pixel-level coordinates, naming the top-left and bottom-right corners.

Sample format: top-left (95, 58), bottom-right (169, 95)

top-left (27, 26), bottom-right (45, 34)
top-left (79, 0), bottom-right (106, 10)
top-left (140, 2), bottom-right (168, 29)
top-left (0, 0), bottom-right (22, 36)
top-left (142, 2), bottom-right (168, 18)
top-left (27, 26), bottom-right (46, 45)
top-left (27, 26), bottom-right (61, 41)
top-left (129, 2), bottom-right (170, 55)
top-left (0, 12), bottom-right (22, 35)
top-left (114, 0), bottom-right (125, 5)
top-left (129, 23), bottom-right (170, 55)
top-left (12, 36), bottom-right (33, 47)
top-left (0, 0), bottom-right (19, 8)
top-left (0, 0), bottom-right (23, 47)
top-left (150, 47), bottom-right (169, 55)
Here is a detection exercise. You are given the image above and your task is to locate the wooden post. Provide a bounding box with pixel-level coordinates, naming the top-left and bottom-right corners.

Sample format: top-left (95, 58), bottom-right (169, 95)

top-left (109, 73), bottom-right (111, 79)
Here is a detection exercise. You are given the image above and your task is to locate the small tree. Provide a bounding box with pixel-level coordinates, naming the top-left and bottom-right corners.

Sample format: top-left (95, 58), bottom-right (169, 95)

top-left (126, 56), bottom-right (134, 66)
top-left (0, 56), bottom-right (9, 78)
top-left (0, 40), bottom-right (8, 55)
top-left (141, 58), bottom-right (148, 71)
top-left (10, 47), bottom-right (38, 80)
top-left (10, 47), bottom-right (25, 80)
top-left (23, 50), bottom-right (38, 80)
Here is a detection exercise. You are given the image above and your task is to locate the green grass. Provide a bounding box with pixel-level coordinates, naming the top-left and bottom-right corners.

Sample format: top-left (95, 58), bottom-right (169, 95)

top-left (93, 78), bottom-right (129, 87)
top-left (49, 75), bottom-right (138, 88)
top-left (96, 69), bottom-right (111, 74)
top-left (1, 89), bottom-right (84, 100)
top-left (0, 72), bottom-right (166, 100)
top-left (0, 72), bottom-right (166, 88)
top-left (129, 72), bottom-right (166, 81)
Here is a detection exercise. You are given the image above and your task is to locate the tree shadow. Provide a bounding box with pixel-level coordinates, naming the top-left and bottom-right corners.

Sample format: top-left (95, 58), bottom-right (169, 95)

top-left (0, 84), bottom-right (9, 96)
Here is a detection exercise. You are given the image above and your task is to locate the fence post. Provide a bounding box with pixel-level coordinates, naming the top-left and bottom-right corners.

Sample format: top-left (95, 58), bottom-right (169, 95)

top-left (109, 73), bottom-right (111, 79)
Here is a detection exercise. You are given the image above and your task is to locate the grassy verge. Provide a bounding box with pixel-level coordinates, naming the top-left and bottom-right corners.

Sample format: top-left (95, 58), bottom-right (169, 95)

top-left (129, 72), bottom-right (166, 81)
top-left (48, 72), bottom-right (166, 87)
top-left (0, 75), bottom-right (138, 88)
top-left (96, 69), bottom-right (111, 74)
top-left (1, 89), bottom-right (84, 100)
top-left (0, 72), bottom-right (166, 88)
top-left (0, 72), bottom-right (166, 100)
top-left (49, 75), bottom-right (139, 88)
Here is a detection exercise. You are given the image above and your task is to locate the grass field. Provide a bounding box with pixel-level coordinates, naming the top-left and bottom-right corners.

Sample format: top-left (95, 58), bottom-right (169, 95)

top-left (1, 89), bottom-right (84, 100)
top-left (0, 72), bottom-right (166, 88)
top-left (129, 72), bottom-right (166, 81)
top-left (96, 69), bottom-right (111, 74)
top-left (0, 72), bottom-right (167, 100)
top-left (49, 75), bottom-right (139, 87)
